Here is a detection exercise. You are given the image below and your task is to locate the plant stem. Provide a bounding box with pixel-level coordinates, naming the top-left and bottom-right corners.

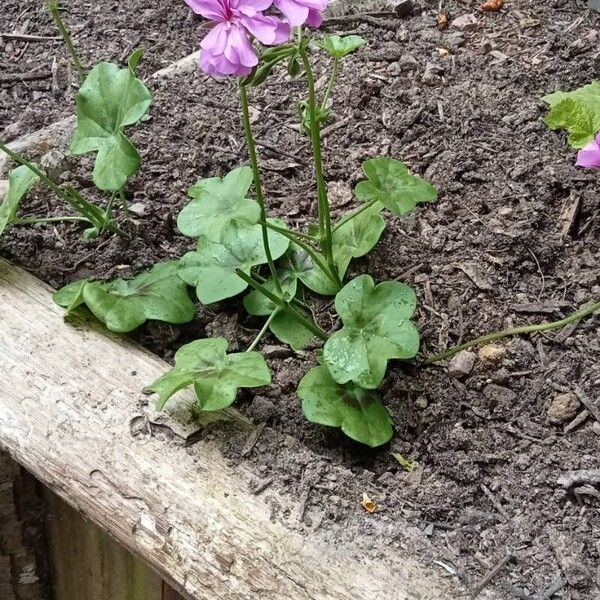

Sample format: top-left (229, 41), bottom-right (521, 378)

top-left (246, 309), bottom-right (280, 353)
top-left (239, 83), bottom-right (283, 295)
top-left (0, 142), bottom-right (128, 238)
top-left (332, 199), bottom-right (379, 232)
top-left (298, 46), bottom-right (340, 289)
top-left (118, 188), bottom-right (129, 215)
top-left (263, 220), bottom-right (340, 288)
top-left (425, 301), bottom-right (600, 364)
top-left (46, 0), bottom-right (85, 84)
top-left (14, 215), bottom-right (89, 225)
top-left (236, 269), bottom-right (329, 342)
top-left (321, 58), bottom-right (339, 112)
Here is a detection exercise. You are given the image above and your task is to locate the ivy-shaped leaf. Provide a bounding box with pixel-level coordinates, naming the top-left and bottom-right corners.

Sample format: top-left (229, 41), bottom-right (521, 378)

top-left (332, 202), bottom-right (386, 277)
top-left (278, 243), bottom-right (339, 296)
top-left (178, 219), bottom-right (289, 305)
top-left (147, 337), bottom-right (271, 411)
top-left (543, 82), bottom-right (600, 149)
top-left (355, 157), bottom-right (437, 216)
top-left (316, 35), bottom-right (366, 59)
top-left (0, 165), bottom-right (39, 237)
top-left (177, 167), bottom-right (260, 240)
top-left (323, 274), bottom-right (420, 389)
top-left (270, 310), bottom-right (315, 352)
top-left (298, 366), bottom-right (393, 447)
top-left (70, 57), bottom-right (152, 191)
top-left (53, 261), bottom-right (195, 332)
top-left (243, 274), bottom-right (297, 316)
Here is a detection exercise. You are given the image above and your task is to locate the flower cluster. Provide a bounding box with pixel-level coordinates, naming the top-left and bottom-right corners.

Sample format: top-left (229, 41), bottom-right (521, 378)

top-left (185, 0), bottom-right (328, 76)
top-left (576, 132), bottom-right (600, 169)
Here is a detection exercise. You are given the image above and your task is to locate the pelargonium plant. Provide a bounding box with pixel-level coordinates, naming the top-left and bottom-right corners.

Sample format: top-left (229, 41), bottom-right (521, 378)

top-left (51, 0), bottom-right (437, 447)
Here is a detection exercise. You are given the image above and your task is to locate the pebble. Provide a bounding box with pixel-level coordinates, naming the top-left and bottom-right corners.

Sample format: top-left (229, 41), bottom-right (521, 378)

top-left (247, 396), bottom-right (277, 422)
top-left (547, 392), bottom-right (581, 425)
top-left (396, 53), bottom-right (419, 72)
top-left (393, 0), bottom-right (413, 17)
top-left (422, 62), bottom-right (444, 84)
top-left (448, 350), bottom-right (476, 379)
top-left (451, 13), bottom-right (478, 31)
top-left (478, 344), bottom-right (506, 363)
top-left (128, 202), bottom-right (147, 217)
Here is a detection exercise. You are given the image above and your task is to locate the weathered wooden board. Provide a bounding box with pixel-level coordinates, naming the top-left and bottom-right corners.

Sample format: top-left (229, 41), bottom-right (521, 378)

top-left (0, 258), bottom-right (456, 599)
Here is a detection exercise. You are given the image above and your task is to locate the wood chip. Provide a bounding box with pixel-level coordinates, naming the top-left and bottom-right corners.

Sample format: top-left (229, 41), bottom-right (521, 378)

top-left (559, 195), bottom-right (580, 240)
top-left (481, 0), bottom-right (504, 11)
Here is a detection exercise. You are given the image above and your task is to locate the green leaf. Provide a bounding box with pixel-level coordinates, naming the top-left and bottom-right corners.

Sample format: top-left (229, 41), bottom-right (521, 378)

top-left (148, 337), bottom-right (271, 411)
top-left (279, 243), bottom-right (339, 296)
top-left (0, 165), bottom-right (39, 237)
top-left (177, 167), bottom-right (260, 240)
top-left (332, 202), bottom-right (386, 277)
top-left (270, 310), bottom-right (315, 352)
top-left (323, 274), bottom-right (420, 389)
top-left (316, 35), bottom-right (366, 59)
top-left (243, 275), bottom-right (297, 316)
top-left (355, 158), bottom-right (437, 216)
top-left (179, 219), bottom-right (289, 305)
top-left (53, 262), bottom-right (195, 332)
top-left (70, 61), bottom-right (152, 191)
top-left (543, 82), bottom-right (600, 149)
top-left (298, 366), bottom-right (393, 447)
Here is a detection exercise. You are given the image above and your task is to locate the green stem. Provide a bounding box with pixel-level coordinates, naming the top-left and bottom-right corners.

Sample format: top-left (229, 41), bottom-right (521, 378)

top-left (46, 0), bottom-right (85, 84)
top-left (239, 83), bottom-right (283, 295)
top-left (247, 309), bottom-right (280, 353)
top-left (298, 46), bottom-right (340, 289)
top-left (321, 58), bottom-right (340, 112)
top-left (119, 188), bottom-right (129, 215)
top-left (14, 215), bottom-right (89, 225)
top-left (332, 199), bottom-right (379, 233)
top-left (425, 301), bottom-right (600, 364)
top-left (263, 221), bottom-right (340, 289)
top-left (236, 269), bottom-right (328, 342)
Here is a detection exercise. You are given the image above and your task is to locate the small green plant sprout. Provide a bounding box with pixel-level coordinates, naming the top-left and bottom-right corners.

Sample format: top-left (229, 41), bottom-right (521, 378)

top-left (0, 6), bottom-right (151, 241)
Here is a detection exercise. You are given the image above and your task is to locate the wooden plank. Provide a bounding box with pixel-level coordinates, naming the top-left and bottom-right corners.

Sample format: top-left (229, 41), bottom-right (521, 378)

top-left (44, 489), bottom-right (164, 600)
top-left (0, 258), bottom-right (454, 599)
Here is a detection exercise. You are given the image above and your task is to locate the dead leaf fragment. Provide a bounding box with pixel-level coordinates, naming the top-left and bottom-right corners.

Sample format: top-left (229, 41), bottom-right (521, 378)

top-left (361, 492), bottom-right (377, 513)
top-left (481, 0), bottom-right (504, 11)
top-left (391, 452), bottom-right (418, 472)
top-left (438, 12), bottom-right (449, 30)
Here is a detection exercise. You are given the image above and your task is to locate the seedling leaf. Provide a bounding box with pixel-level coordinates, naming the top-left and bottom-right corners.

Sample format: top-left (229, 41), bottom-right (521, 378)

top-left (177, 167), bottom-right (260, 240)
top-left (355, 157), bottom-right (437, 215)
top-left (544, 82), bottom-right (600, 149)
top-left (270, 310), bottom-right (315, 351)
top-left (0, 165), bottom-right (39, 237)
top-left (323, 274), bottom-right (420, 389)
top-left (148, 337), bottom-right (271, 411)
top-left (298, 366), bottom-right (393, 447)
top-left (279, 243), bottom-right (339, 296)
top-left (70, 61), bottom-right (152, 191)
top-left (53, 261), bottom-right (195, 332)
top-left (179, 219), bottom-right (289, 304)
top-left (316, 35), bottom-right (366, 59)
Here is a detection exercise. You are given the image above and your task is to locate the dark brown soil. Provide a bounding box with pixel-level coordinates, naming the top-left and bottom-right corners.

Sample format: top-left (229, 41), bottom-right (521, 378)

top-left (2, 0), bottom-right (600, 598)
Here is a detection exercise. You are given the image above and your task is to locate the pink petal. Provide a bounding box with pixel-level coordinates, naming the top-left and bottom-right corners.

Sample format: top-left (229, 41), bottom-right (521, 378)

top-left (184, 0), bottom-right (226, 20)
top-left (233, 0), bottom-right (273, 11)
top-left (306, 7), bottom-right (323, 27)
top-left (240, 14), bottom-right (290, 45)
top-left (576, 139), bottom-right (600, 168)
top-left (274, 0), bottom-right (309, 26)
top-left (200, 47), bottom-right (253, 76)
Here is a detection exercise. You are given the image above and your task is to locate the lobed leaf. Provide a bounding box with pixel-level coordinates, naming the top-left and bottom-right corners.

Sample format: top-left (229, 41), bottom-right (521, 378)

top-left (53, 261), bottom-right (195, 332)
top-left (298, 366), bottom-right (393, 447)
top-left (315, 35), bottom-right (367, 59)
top-left (148, 337), bottom-right (271, 411)
top-left (270, 310), bottom-right (315, 352)
top-left (70, 58), bottom-right (152, 191)
top-left (278, 243), bottom-right (339, 296)
top-left (0, 165), bottom-right (39, 237)
top-left (179, 219), bottom-right (289, 305)
top-left (543, 82), bottom-right (600, 149)
top-left (323, 274), bottom-right (420, 389)
top-left (355, 157), bottom-right (437, 216)
top-left (177, 167), bottom-right (260, 240)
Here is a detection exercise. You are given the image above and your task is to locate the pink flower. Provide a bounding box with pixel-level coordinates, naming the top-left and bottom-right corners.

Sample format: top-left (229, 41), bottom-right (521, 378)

top-left (274, 0), bottom-right (328, 27)
top-left (185, 0), bottom-right (291, 76)
top-left (576, 132), bottom-right (600, 169)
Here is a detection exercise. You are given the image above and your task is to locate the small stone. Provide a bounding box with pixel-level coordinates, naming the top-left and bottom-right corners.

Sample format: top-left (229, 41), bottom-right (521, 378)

top-left (415, 396), bottom-right (428, 409)
top-left (444, 33), bottom-right (466, 49)
top-left (422, 62), bottom-right (444, 84)
top-left (451, 13), bottom-right (478, 31)
top-left (397, 53), bottom-right (419, 72)
top-left (247, 396), bottom-right (277, 422)
top-left (478, 344), bottom-right (506, 363)
top-left (262, 345), bottom-right (293, 359)
top-left (448, 351), bottom-right (476, 379)
top-left (547, 392), bottom-right (581, 425)
top-left (392, 0), bottom-right (413, 18)
top-left (128, 202), bottom-right (147, 217)
top-left (592, 422), bottom-right (600, 436)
